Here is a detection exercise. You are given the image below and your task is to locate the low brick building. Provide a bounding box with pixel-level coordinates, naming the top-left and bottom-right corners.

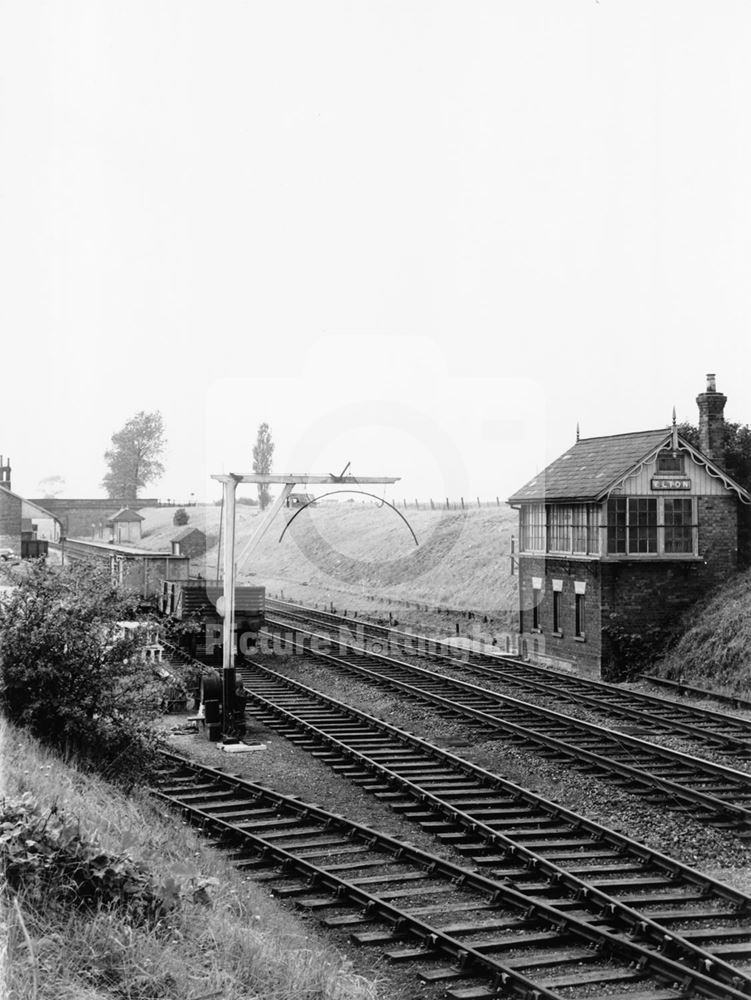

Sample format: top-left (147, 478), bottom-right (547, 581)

top-left (61, 537), bottom-right (189, 597)
top-left (169, 526), bottom-right (207, 558)
top-left (508, 375), bottom-right (751, 679)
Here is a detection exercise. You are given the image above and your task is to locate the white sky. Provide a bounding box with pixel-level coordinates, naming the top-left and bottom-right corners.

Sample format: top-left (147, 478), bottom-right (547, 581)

top-left (1, 2), bottom-right (750, 504)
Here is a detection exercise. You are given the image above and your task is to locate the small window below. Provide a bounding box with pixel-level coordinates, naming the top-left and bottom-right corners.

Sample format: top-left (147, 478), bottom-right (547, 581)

top-left (575, 593), bottom-right (585, 638)
top-left (552, 590), bottom-right (562, 634)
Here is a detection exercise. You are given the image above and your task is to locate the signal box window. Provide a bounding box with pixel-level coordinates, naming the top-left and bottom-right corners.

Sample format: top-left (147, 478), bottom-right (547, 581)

top-left (629, 498), bottom-right (658, 553)
top-left (664, 498), bottom-right (694, 553)
top-left (607, 498), bottom-right (658, 554)
top-left (607, 498), bottom-right (627, 553)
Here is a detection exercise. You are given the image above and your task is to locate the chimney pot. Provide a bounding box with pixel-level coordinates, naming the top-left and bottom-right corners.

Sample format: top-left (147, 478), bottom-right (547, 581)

top-left (706, 373), bottom-right (717, 392)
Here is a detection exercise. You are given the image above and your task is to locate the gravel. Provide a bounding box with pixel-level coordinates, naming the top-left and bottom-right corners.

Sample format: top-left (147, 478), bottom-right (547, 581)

top-left (267, 654), bottom-right (751, 888)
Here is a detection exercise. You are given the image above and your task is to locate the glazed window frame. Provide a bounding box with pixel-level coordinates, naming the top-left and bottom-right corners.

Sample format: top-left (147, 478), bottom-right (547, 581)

top-left (606, 497), bottom-right (697, 556)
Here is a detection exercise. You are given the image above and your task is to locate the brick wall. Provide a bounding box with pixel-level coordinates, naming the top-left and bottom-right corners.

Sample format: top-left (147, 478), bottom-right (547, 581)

top-left (600, 561), bottom-right (708, 678)
top-left (518, 556), bottom-right (602, 678)
top-left (177, 531), bottom-right (207, 559)
top-left (697, 495), bottom-right (742, 582)
top-left (0, 490), bottom-right (22, 552)
top-left (599, 495), bottom-right (742, 678)
top-left (517, 495), bottom-right (746, 681)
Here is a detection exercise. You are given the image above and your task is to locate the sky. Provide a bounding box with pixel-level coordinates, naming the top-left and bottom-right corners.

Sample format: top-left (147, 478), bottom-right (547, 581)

top-left (1, 2), bottom-right (750, 505)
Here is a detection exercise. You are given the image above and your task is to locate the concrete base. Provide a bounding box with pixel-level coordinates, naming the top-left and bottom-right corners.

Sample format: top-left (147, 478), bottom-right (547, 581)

top-left (219, 742), bottom-right (267, 753)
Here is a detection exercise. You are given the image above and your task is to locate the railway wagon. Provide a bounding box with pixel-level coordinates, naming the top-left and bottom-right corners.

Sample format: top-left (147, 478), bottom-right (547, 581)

top-left (160, 578), bottom-right (265, 661)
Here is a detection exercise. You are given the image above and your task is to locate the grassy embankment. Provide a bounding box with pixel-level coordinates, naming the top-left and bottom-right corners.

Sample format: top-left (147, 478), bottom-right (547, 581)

top-left (0, 719), bottom-right (376, 1000)
top-left (138, 501), bottom-right (518, 622)
top-left (656, 568), bottom-right (751, 698)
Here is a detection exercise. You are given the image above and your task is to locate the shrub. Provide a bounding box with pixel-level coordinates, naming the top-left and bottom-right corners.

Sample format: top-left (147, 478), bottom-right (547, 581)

top-left (1, 794), bottom-right (178, 926)
top-left (601, 614), bottom-right (669, 680)
top-left (172, 508), bottom-right (189, 526)
top-left (0, 560), bottom-right (166, 785)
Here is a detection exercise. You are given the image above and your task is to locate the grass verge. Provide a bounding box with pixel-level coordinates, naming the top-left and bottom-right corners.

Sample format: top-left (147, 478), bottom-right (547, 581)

top-left (1, 717), bottom-right (378, 1000)
top-left (656, 569), bottom-right (751, 698)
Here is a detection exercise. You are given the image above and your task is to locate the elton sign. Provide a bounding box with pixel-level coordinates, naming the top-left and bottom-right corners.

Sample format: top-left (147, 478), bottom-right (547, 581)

top-left (651, 478), bottom-right (691, 491)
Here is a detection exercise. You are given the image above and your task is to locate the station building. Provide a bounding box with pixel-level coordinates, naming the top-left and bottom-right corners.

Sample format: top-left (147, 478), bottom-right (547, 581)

top-left (0, 458), bottom-right (62, 556)
top-left (61, 537), bottom-right (190, 596)
top-left (508, 376), bottom-right (751, 680)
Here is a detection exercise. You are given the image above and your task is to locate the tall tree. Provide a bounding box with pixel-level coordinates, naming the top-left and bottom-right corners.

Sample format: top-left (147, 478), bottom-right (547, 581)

top-left (102, 411), bottom-right (166, 499)
top-left (678, 420), bottom-right (751, 493)
top-left (252, 422), bottom-right (274, 510)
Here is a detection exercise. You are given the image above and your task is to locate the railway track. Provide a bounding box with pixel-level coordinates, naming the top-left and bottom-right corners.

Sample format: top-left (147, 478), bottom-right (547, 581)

top-left (154, 749), bottom-right (751, 1000)
top-left (638, 676), bottom-right (751, 714)
top-left (265, 599), bottom-right (751, 759)
top-left (228, 658), bottom-right (751, 991)
top-left (261, 616), bottom-right (751, 836)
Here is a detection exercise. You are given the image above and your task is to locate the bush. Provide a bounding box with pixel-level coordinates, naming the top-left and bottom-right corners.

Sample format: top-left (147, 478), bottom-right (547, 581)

top-left (0, 561), bottom-right (166, 785)
top-left (1, 794), bottom-right (178, 926)
top-left (601, 614), bottom-right (669, 680)
top-left (172, 508), bottom-right (189, 526)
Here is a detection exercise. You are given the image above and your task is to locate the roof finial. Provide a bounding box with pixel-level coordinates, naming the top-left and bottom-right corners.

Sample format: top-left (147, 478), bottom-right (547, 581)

top-left (671, 406), bottom-right (678, 453)
top-left (576, 421), bottom-right (580, 442)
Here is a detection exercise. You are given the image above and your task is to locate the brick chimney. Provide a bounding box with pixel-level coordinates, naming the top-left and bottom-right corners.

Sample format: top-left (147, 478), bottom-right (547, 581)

top-left (696, 373), bottom-right (727, 467)
top-left (0, 455), bottom-right (10, 491)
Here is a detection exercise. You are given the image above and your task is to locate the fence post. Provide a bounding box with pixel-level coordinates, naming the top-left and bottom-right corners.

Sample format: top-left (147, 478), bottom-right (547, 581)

top-left (430, 498), bottom-right (434, 510)
top-left (460, 497), bottom-right (465, 510)
top-left (476, 497), bottom-right (480, 507)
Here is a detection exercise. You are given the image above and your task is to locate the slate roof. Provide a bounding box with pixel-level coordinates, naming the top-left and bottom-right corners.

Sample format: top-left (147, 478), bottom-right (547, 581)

top-left (106, 507), bottom-right (145, 523)
top-left (508, 429), bottom-right (672, 503)
top-left (22, 498), bottom-right (60, 522)
top-left (172, 525), bottom-right (205, 542)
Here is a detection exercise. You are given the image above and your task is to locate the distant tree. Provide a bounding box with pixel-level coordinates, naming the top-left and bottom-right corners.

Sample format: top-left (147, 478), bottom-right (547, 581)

top-left (678, 420), bottom-right (751, 493)
top-left (102, 411), bottom-right (166, 499)
top-left (252, 422), bottom-right (274, 510)
top-left (37, 474), bottom-right (66, 498)
top-left (173, 507), bottom-right (189, 526)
